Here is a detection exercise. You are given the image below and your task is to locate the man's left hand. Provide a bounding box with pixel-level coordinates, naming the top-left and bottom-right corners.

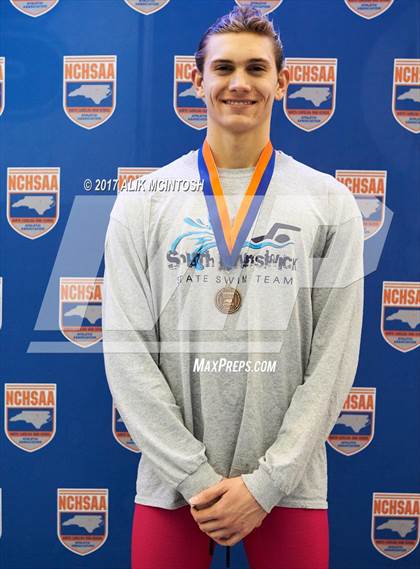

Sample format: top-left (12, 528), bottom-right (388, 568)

top-left (189, 476), bottom-right (268, 546)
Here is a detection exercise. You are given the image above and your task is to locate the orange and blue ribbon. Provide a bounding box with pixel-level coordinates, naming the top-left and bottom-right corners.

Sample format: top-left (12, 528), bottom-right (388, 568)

top-left (198, 138), bottom-right (275, 269)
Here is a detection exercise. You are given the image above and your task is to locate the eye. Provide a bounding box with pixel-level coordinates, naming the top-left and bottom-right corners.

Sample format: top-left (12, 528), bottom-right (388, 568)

top-left (214, 64), bottom-right (265, 73)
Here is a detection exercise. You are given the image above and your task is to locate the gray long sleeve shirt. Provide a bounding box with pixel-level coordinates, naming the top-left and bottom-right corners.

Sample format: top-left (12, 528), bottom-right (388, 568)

top-left (102, 148), bottom-right (364, 514)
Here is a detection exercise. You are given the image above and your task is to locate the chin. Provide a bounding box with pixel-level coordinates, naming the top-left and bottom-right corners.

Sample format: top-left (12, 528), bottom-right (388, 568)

top-left (223, 121), bottom-right (258, 135)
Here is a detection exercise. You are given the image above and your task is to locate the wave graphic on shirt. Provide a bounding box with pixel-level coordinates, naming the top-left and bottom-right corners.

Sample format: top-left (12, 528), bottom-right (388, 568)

top-left (170, 217), bottom-right (294, 270)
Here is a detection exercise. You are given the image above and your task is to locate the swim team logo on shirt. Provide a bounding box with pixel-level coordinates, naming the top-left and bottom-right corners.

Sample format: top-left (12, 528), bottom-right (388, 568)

top-left (167, 217), bottom-right (300, 271)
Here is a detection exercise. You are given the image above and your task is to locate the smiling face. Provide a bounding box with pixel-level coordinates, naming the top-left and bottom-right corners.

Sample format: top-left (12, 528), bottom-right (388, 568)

top-left (192, 32), bottom-right (289, 138)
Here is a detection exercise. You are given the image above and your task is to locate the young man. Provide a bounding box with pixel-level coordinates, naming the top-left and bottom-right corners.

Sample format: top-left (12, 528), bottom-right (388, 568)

top-left (103, 6), bottom-right (364, 569)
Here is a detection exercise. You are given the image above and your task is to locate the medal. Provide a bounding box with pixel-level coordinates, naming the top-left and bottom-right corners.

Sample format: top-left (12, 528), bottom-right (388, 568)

top-left (215, 286), bottom-right (241, 314)
top-left (198, 138), bottom-right (276, 270)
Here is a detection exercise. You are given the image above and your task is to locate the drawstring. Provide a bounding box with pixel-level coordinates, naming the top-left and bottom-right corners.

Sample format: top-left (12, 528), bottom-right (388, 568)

top-left (209, 537), bottom-right (231, 568)
top-left (226, 544), bottom-right (231, 567)
top-left (209, 537), bottom-right (214, 556)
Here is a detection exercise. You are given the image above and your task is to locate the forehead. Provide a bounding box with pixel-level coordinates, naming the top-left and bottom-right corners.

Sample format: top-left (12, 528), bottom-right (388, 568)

top-left (204, 32), bottom-right (275, 66)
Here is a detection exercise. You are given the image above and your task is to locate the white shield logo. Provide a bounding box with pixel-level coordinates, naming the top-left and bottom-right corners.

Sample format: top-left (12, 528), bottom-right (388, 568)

top-left (234, 0), bottom-right (283, 14)
top-left (328, 387), bottom-right (375, 455)
top-left (124, 0), bottom-right (170, 15)
top-left (174, 55), bottom-right (207, 130)
top-left (392, 59), bottom-right (420, 134)
top-left (59, 277), bottom-right (103, 348)
top-left (57, 489), bottom-right (108, 555)
top-left (117, 167), bottom-right (157, 193)
top-left (381, 281), bottom-right (420, 352)
top-left (4, 383), bottom-right (56, 452)
top-left (9, 0), bottom-right (59, 17)
top-left (284, 58), bottom-right (337, 131)
top-left (336, 170), bottom-right (387, 240)
top-left (7, 167), bottom-right (60, 239)
top-left (371, 493), bottom-right (420, 559)
top-left (344, 0), bottom-right (394, 20)
top-left (63, 55), bottom-right (117, 130)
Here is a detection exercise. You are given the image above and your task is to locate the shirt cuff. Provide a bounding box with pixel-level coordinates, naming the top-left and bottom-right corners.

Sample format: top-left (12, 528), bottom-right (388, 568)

top-left (241, 468), bottom-right (287, 514)
top-left (177, 461), bottom-right (224, 503)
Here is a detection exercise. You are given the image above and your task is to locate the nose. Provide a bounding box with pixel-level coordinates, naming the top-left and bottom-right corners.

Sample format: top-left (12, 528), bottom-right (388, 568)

top-left (228, 69), bottom-right (252, 93)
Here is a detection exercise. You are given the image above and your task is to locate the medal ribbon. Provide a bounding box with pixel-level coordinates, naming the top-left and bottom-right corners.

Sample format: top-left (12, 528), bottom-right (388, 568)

top-left (198, 138), bottom-right (275, 269)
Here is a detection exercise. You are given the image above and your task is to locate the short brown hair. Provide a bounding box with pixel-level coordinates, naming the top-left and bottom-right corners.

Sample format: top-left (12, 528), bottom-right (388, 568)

top-left (194, 5), bottom-right (284, 74)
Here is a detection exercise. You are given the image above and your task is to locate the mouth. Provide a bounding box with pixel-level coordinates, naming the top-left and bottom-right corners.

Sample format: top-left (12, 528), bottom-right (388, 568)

top-left (222, 99), bottom-right (257, 107)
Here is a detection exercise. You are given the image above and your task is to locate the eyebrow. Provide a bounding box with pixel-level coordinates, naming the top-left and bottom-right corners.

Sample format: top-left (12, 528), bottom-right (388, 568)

top-left (210, 58), bottom-right (271, 66)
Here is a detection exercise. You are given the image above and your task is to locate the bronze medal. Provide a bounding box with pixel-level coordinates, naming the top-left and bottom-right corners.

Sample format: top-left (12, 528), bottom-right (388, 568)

top-left (215, 286), bottom-right (241, 314)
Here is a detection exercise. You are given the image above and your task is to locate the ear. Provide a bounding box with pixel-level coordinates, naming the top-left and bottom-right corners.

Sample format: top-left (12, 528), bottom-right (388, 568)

top-left (191, 67), bottom-right (205, 99)
top-left (274, 67), bottom-right (290, 101)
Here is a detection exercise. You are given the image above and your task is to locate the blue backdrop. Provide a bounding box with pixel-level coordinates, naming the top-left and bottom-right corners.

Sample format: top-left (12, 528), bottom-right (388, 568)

top-left (1, 1), bottom-right (419, 568)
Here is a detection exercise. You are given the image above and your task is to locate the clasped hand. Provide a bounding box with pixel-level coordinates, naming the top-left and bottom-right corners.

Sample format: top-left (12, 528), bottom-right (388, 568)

top-left (189, 476), bottom-right (267, 546)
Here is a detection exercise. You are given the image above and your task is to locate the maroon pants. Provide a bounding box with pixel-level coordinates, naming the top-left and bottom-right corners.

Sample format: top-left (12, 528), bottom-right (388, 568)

top-left (131, 503), bottom-right (329, 569)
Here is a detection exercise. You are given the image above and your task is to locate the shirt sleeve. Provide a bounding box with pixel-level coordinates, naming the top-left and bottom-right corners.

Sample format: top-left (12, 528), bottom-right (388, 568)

top-left (102, 191), bottom-right (223, 503)
top-left (241, 189), bottom-right (365, 514)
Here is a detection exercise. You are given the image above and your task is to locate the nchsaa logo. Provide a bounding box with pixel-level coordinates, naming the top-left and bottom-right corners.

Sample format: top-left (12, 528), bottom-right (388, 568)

top-left (392, 59), bottom-right (420, 134)
top-left (59, 277), bottom-right (103, 348)
top-left (371, 493), bottom-right (419, 559)
top-left (117, 167), bottom-right (157, 192)
top-left (112, 401), bottom-right (140, 453)
top-left (124, 0), bottom-right (170, 15)
top-left (336, 170), bottom-right (387, 239)
top-left (4, 383), bottom-right (56, 452)
top-left (7, 167), bottom-right (60, 239)
top-left (174, 56), bottom-right (207, 130)
top-left (381, 282), bottom-right (420, 352)
top-left (57, 489), bottom-right (108, 555)
top-left (63, 56), bottom-right (117, 129)
top-left (9, 0), bottom-right (59, 17)
top-left (344, 0), bottom-right (394, 20)
top-left (0, 57), bottom-right (5, 116)
top-left (284, 58), bottom-right (337, 131)
top-left (328, 387), bottom-right (375, 455)
top-left (234, 0), bottom-right (283, 14)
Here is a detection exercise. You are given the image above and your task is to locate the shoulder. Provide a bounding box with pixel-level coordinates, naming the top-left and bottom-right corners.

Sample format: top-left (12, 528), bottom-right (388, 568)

top-left (276, 150), bottom-right (361, 223)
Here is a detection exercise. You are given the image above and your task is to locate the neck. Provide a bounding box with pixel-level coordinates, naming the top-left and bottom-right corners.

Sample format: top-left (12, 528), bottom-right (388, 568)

top-left (205, 128), bottom-right (270, 169)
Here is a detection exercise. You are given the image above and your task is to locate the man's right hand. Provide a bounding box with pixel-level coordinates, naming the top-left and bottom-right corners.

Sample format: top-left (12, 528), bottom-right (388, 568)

top-left (192, 477), bottom-right (226, 511)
